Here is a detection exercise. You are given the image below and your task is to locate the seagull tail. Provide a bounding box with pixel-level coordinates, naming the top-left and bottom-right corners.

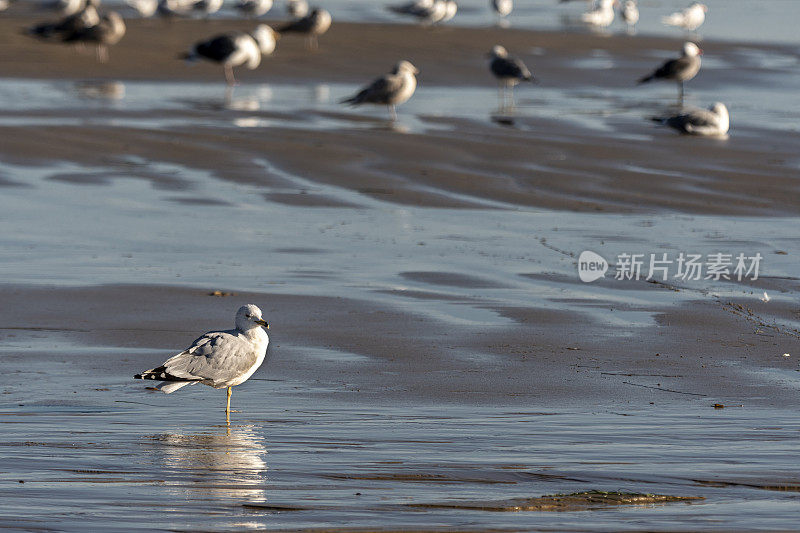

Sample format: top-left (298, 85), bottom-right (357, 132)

top-left (179, 51), bottom-right (198, 63)
top-left (157, 381), bottom-right (194, 394)
top-left (339, 93), bottom-right (362, 106)
top-left (638, 74), bottom-right (654, 85)
top-left (135, 366), bottom-right (201, 393)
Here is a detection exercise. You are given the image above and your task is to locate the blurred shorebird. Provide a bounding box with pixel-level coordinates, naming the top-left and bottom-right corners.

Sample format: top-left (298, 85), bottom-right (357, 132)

top-left (28, 0), bottom-right (99, 40)
top-left (662, 2), bottom-right (707, 32)
top-left (277, 7), bottom-right (331, 50)
top-left (488, 45), bottom-right (535, 109)
top-left (286, 0), bottom-right (308, 17)
top-left (235, 0), bottom-right (272, 17)
top-left (491, 0), bottom-right (512, 25)
top-left (639, 41), bottom-right (702, 105)
top-left (62, 10), bottom-right (126, 62)
top-left (190, 0), bottom-right (223, 18)
top-left (341, 60), bottom-right (419, 121)
top-left (581, 0), bottom-right (617, 28)
top-left (182, 24), bottom-right (278, 85)
top-left (620, 0), bottom-right (638, 33)
top-left (652, 102), bottom-right (729, 137)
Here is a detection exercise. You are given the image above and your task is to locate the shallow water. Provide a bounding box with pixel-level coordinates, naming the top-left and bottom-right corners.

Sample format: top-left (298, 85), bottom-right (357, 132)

top-left (3, 364), bottom-right (800, 531)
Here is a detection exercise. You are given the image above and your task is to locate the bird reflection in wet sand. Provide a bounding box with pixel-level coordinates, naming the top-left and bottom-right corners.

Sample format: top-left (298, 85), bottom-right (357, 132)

top-left (149, 425), bottom-right (268, 501)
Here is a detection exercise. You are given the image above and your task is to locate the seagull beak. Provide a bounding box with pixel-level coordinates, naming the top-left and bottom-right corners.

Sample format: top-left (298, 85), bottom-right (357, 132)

top-left (255, 319), bottom-right (269, 329)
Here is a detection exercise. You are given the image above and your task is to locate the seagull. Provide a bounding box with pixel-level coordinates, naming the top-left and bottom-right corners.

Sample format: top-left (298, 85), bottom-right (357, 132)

top-left (340, 60), bottom-right (419, 121)
top-left (488, 45), bottom-right (534, 108)
top-left (190, 0), bottom-right (223, 18)
top-left (41, 0), bottom-right (86, 16)
top-left (286, 0), bottom-right (308, 17)
top-left (62, 10), bottom-right (126, 62)
top-left (387, 0), bottom-right (447, 25)
top-left (638, 41), bottom-right (702, 104)
top-left (491, 0), bottom-right (512, 20)
top-left (662, 2), bottom-right (707, 32)
top-left (440, 0), bottom-right (457, 22)
top-left (28, 0), bottom-right (100, 40)
top-left (581, 0), bottom-right (617, 28)
top-left (235, 0), bottom-right (272, 18)
top-left (182, 24), bottom-right (278, 85)
top-left (135, 304), bottom-right (270, 420)
top-left (126, 0), bottom-right (158, 17)
top-left (277, 7), bottom-right (331, 50)
top-left (652, 102), bottom-right (729, 137)
top-left (620, 0), bottom-right (638, 33)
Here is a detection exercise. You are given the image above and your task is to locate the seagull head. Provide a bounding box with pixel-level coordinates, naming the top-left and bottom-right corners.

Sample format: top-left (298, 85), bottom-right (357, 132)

top-left (683, 42), bottom-right (702, 57)
top-left (393, 60), bottom-right (419, 75)
top-left (489, 45), bottom-right (508, 59)
top-left (253, 24), bottom-right (279, 52)
top-left (236, 304), bottom-right (269, 331)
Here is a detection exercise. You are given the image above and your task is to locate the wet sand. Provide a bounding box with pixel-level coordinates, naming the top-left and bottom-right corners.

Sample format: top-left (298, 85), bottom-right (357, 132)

top-left (2, 10), bottom-right (800, 532)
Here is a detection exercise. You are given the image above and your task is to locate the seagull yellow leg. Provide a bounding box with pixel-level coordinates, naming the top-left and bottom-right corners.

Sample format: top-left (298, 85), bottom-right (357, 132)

top-left (226, 386), bottom-right (232, 414)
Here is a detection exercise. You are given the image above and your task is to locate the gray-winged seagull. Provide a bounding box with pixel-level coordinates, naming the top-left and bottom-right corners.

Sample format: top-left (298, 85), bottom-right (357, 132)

top-left (277, 7), bottom-right (331, 50)
top-left (653, 102), bottom-right (729, 137)
top-left (135, 304), bottom-right (270, 421)
top-left (638, 41), bottom-right (702, 104)
top-left (341, 60), bottom-right (419, 121)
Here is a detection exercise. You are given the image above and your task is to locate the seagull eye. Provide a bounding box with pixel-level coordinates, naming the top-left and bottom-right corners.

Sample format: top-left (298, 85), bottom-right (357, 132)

top-left (246, 314), bottom-right (252, 318)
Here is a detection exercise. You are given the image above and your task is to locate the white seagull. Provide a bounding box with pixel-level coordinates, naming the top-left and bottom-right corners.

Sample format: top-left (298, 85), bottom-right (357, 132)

top-left (662, 2), bottom-right (707, 32)
top-left (492, 0), bottom-right (512, 19)
top-left (286, 0), bottom-right (308, 17)
top-left (581, 0), bottom-right (617, 28)
top-left (135, 304), bottom-right (270, 419)
top-left (620, 0), bottom-right (638, 32)
top-left (182, 24), bottom-right (278, 85)
top-left (235, 0), bottom-right (272, 18)
top-left (638, 41), bottom-right (702, 103)
top-left (341, 60), bottom-right (419, 121)
top-left (652, 102), bottom-right (729, 137)
top-left (190, 0), bottom-right (223, 18)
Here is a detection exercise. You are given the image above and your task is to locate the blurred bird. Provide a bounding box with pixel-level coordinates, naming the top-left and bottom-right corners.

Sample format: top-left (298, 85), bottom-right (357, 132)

top-left (639, 41), bottom-right (702, 104)
top-left (41, 0), bottom-right (86, 16)
top-left (652, 102), bottom-right (729, 137)
top-left (440, 0), bottom-right (457, 22)
top-left (387, 0), bottom-right (445, 25)
top-left (491, 0), bottom-right (512, 22)
top-left (126, 0), bottom-right (158, 17)
top-left (277, 7), bottom-right (331, 50)
top-left (286, 0), bottom-right (307, 17)
top-left (662, 2), bottom-right (707, 32)
top-left (488, 45), bottom-right (534, 108)
top-left (620, 0), bottom-right (638, 33)
top-left (182, 24), bottom-right (278, 85)
top-left (581, 0), bottom-right (617, 28)
top-left (235, 0), bottom-right (272, 18)
top-left (28, 0), bottom-right (99, 40)
top-left (191, 0), bottom-right (223, 18)
top-left (341, 60), bottom-right (419, 121)
top-left (62, 10), bottom-right (126, 62)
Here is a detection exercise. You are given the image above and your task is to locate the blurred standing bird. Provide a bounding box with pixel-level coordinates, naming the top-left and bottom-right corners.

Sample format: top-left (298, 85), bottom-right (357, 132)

top-left (126, 0), bottom-right (158, 17)
top-left (62, 10), bottom-right (126, 62)
top-left (28, 0), bottom-right (100, 40)
top-left (638, 41), bottom-right (702, 105)
top-left (286, 0), bottom-right (308, 17)
top-left (182, 24), bottom-right (278, 85)
top-left (340, 60), bottom-right (419, 121)
top-left (652, 102), bottom-right (729, 137)
top-left (581, 0), bottom-right (617, 28)
top-left (491, 0), bottom-right (512, 25)
top-left (277, 7), bottom-right (331, 50)
top-left (191, 0), bottom-right (223, 18)
top-left (488, 45), bottom-right (534, 109)
top-left (439, 0), bottom-right (457, 22)
top-left (235, 0), bottom-right (272, 18)
top-left (620, 0), bottom-right (638, 33)
top-left (662, 2), bottom-right (707, 32)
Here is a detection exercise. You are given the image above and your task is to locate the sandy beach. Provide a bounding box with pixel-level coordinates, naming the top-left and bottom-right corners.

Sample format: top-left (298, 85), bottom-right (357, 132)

top-left (1, 6), bottom-right (800, 531)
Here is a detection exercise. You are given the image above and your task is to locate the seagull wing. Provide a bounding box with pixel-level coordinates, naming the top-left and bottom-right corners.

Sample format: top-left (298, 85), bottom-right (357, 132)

top-left (341, 73), bottom-right (402, 105)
